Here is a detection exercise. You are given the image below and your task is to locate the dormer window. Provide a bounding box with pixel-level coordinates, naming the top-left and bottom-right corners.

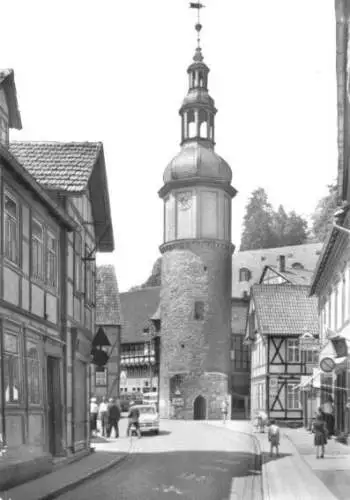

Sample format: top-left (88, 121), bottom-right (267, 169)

top-left (0, 112), bottom-right (8, 146)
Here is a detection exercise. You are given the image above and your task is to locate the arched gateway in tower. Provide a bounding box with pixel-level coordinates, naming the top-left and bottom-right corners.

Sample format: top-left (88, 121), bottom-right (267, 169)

top-left (158, 7), bottom-right (237, 420)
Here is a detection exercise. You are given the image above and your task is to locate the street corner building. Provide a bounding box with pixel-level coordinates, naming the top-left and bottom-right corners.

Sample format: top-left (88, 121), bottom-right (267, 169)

top-left (0, 70), bottom-right (114, 490)
top-left (92, 264), bottom-right (122, 400)
top-left (245, 284), bottom-right (319, 424)
top-left (157, 34), bottom-right (237, 420)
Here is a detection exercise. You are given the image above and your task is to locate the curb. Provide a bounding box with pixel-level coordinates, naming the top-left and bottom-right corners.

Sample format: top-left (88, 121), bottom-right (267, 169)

top-left (39, 453), bottom-right (129, 500)
top-left (204, 422), bottom-right (265, 500)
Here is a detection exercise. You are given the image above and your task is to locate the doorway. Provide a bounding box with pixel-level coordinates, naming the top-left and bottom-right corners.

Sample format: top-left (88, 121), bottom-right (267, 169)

top-left (193, 395), bottom-right (206, 420)
top-left (47, 356), bottom-right (62, 456)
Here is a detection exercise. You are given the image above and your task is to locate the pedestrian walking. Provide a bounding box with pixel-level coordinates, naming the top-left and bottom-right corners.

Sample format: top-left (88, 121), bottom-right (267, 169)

top-left (90, 397), bottom-right (98, 437)
top-left (127, 401), bottom-right (141, 438)
top-left (107, 398), bottom-right (121, 438)
top-left (268, 419), bottom-right (280, 457)
top-left (98, 396), bottom-right (109, 437)
top-left (323, 395), bottom-right (335, 438)
top-left (221, 399), bottom-right (229, 424)
top-left (314, 408), bottom-right (328, 459)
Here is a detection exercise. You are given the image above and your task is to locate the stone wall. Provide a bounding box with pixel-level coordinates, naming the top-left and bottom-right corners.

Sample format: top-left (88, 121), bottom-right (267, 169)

top-left (159, 239), bottom-right (232, 419)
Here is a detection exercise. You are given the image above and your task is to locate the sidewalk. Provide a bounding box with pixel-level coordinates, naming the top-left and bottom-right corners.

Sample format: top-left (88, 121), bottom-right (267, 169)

top-left (209, 420), bottom-right (340, 500)
top-left (284, 427), bottom-right (350, 500)
top-left (2, 420), bottom-right (132, 500)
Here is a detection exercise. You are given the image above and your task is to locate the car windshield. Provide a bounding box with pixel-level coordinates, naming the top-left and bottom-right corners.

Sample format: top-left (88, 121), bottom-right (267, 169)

top-left (138, 406), bottom-right (156, 414)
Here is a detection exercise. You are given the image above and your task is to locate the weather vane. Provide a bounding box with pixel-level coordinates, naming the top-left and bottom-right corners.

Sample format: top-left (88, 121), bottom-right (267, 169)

top-left (190, 2), bottom-right (205, 48)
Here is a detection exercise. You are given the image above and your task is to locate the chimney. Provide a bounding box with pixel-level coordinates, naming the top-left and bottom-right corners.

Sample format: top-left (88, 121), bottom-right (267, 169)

top-left (279, 255), bottom-right (286, 273)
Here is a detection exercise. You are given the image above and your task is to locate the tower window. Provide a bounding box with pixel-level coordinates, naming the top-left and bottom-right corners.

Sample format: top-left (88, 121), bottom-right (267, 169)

top-left (239, 268), bottom-right (251, 282)
top-left (194, 301), bottom-right (205, 320)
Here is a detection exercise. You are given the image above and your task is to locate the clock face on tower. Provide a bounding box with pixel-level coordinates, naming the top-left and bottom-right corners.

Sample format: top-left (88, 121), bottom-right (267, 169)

top-left (178, 193), bottom-right (192, 210)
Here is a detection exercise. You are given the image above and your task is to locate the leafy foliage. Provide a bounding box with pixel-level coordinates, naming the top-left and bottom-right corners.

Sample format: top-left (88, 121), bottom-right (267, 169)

top-left (240, 188), bottom-right (308, 251)
top-left (311, 183), bottom-right (339, 242)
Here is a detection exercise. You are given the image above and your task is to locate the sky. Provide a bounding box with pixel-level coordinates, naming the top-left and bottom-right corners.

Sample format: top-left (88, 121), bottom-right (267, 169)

top-left (3, 0), bottom-right (337, 292)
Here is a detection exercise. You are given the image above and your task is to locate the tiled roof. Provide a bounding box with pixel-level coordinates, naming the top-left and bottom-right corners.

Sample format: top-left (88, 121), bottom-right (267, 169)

top-left (0, 144), bottom-right (75, 230)
top-left (96, 265), bottom-right (122, 326)
top-left (231, 298), bottom-right (249, 335)
top-left (252, 284), bottom-right (318, 336)
top-left (232, 242), bottom-right (323, 298)
top-left (9, 141), bottom-right (101, 192)
top-left (120, 287), bottom-right (161, 343)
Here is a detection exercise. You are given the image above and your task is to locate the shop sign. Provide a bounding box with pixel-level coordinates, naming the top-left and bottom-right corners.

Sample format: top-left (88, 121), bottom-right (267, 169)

top-left (299, 332), bottom-right (319, 350)
top-left (320, 357), bottom-right (335, 373)
top-left (172, 398), bottom-right (184, 407)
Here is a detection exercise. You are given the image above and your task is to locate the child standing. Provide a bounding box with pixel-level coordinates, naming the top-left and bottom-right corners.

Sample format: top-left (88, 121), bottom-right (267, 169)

top-left (268, 419), bottom-right (280, 457)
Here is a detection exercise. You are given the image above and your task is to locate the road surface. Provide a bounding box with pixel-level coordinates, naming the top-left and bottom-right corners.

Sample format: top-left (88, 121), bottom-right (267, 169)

top-left (58, 420), bottom-right (261, 500)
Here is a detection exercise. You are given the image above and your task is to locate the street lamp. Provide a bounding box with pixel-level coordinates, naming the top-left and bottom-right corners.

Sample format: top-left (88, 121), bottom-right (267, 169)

top-left (91, 327), bottom-right (111, 398)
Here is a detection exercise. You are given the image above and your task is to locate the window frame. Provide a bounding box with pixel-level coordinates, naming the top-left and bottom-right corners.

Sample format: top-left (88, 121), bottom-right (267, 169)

top-left (287, 339), bottom-right (300, 363)
top-left (3, 329), bottom-right (21, 405)
top-left (73, 232), bottom-right (82, 294)
top-left (194, 301), bottom-right (205, 320)
top-left (287, 383), bottom-right (300, 410)
top-left (239, 268), bottom-right (251, 282)
top-left (95, 367), bottom-right (108, 387)
top-left (84, 244), bottom-right (95, 306)
top-left (4, 191), bottom-right (19, 265)
top-left (46, 230), bottom-right (58, 288)
top-left (31, 217), bottom-right (44, 281)
top-left (26, 338), bottom-right (42, 406)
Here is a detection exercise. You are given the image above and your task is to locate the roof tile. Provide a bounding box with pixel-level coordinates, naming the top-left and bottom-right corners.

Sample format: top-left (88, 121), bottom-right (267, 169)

top-left (252, 284), bottom-right (318, 336)
top-left (9, 141), bottom-right (101, 191)
top-left (120, 287), bottom-right (160, 343)
top-left (96, 265), bottom-right (122, 326)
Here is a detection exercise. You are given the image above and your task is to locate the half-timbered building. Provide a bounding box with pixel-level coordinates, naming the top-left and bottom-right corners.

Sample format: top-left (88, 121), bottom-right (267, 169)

top-left (245, 284), bottom-right (318, 423)
top-left (0, 69), bottom-right (114, 488)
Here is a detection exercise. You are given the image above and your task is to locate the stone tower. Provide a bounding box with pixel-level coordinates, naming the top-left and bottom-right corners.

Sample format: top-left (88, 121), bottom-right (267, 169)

top-left (158, 14), bottom-right (237, 420)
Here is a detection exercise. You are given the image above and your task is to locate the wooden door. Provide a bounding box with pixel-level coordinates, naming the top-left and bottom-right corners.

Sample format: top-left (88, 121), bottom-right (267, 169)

top-left (47, 356), bottom-right (62, 456)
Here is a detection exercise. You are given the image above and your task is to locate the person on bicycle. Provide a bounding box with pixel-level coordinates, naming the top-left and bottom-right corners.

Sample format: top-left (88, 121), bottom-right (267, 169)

top-left (127, 402), bottom-right (141, 438)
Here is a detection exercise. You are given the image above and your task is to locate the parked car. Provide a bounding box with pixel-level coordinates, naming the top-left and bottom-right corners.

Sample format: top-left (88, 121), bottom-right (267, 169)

top-left (131, 404), bottom-right (159, 435)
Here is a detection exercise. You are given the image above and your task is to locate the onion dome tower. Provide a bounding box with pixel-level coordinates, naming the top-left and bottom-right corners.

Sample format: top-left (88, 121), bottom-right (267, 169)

top-left (158, 3), bottom-right (237, 420)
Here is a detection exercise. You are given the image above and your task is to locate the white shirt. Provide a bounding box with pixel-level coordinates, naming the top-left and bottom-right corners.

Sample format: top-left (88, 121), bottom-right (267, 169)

top-left (90, 402), bottom-right (98, 414)
top-left (99, 402), bottom-right (108, 413)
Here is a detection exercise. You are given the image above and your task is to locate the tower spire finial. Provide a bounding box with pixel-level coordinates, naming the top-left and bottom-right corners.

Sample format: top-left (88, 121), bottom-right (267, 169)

top-left (190, 3), bottom-right (205, 52)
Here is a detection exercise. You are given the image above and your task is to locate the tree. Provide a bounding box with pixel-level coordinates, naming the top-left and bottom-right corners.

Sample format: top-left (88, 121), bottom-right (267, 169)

top-left (240, 188), bottom-right (276, 251)
top-left (311, 183), bottom-right (339, 242)
top-left (281, 211), bottom-right (308, 246)
top-left (240, 188), bottom-right (309, 251)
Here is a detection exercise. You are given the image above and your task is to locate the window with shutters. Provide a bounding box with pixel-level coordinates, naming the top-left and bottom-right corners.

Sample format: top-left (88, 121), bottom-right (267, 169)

top-left (4, 192), bottom-right (19, 264)
top-left (31, 218), bottom-right (44, 280)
